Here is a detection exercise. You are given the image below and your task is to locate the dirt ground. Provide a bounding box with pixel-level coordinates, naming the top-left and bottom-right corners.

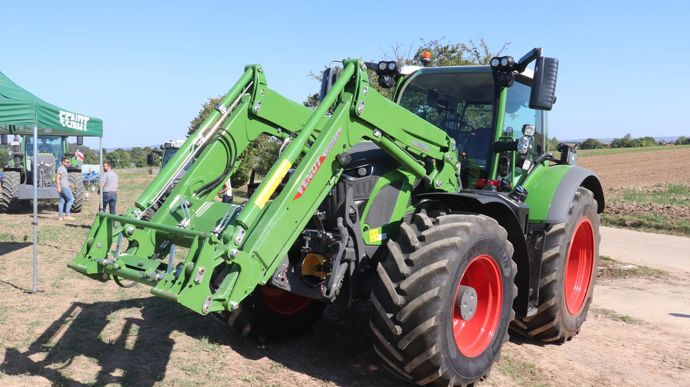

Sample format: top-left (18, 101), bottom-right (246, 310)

top-left (1, 157), bottom-right (690, 386)
top-left (578, 147), bottom-right (690, 234)
top-left (578, 146), bottom-right (690, 191)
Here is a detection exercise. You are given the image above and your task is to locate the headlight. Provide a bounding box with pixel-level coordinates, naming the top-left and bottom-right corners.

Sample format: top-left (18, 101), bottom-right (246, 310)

top-left (387, 61), bottom-right (397, 71)
top-left (517, 136), bottom-right (531, 154)
top-left (490, 58), bottom-right (500, 67)
top-left (522, 124), bottom-right (536, 137)
top-left (378, 61), bottom-right (387, 71)
top-left (500, 57), bottom-right (509, 67)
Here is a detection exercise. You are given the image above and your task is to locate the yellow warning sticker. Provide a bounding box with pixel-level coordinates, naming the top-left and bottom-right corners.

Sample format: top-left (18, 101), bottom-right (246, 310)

top-left (254, 159), bottom-right (292, 209)
top-left (368, 227), bottom-right (381, 242)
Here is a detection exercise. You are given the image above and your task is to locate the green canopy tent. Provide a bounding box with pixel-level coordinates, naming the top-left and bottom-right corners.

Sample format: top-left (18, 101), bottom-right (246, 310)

top-left (0, 70), bottom-right (104, 292)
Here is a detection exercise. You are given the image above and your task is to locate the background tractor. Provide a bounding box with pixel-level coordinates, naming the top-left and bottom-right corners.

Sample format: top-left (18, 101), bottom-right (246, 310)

top-left (147, 139), bottom-right (185, 170)
top-left (69, 48), bottom-right (604, 386)
top-left (0, 134), bottom-right (85, 213)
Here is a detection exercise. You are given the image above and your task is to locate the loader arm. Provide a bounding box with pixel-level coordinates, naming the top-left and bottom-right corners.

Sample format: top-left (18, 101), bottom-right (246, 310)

top-left (69, 60), bottom-right (459, 315)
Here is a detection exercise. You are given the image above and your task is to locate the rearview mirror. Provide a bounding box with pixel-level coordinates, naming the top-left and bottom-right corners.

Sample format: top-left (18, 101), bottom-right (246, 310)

top-left (146, 153), bottom-right (156, 166)
top-left (0, 134), bottom-right (7, 145)
top-left (319, 67), bottom-right (339, 102)
top-left (530, 56), bottom-right (558, 111)
top-left (76, 136), bottom-right (84, 146)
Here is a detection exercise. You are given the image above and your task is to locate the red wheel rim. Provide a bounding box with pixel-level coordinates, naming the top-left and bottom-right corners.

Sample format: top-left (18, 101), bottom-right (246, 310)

top-left (564, 218), bottom-right (595, 315)
top-left (451, 254), bottom-right (503, 358)
top-left (259, 286), bottom-right (311, 316)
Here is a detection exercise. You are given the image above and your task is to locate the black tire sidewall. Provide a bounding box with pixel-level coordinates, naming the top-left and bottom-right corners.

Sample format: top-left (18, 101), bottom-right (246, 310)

top-left (439, 235), bottom-right (514, 380)
top-left (556, 193), bottom-right (599, 334)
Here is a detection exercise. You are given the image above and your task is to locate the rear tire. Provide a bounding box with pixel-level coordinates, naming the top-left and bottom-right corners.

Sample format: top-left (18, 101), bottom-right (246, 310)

top-left (213, 286), bottom-right (325, 340)
top-left (68, 172), bottom-right (85, 213)
top-left (0, 171), bottom-right (21, 213)
top-left (511, 187), bottom-right (600, 342)
top-left (370, 212), bottom-right (516, 386)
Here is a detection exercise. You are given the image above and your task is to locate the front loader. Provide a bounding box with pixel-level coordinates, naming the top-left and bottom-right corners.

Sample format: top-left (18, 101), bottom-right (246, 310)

top-left (69, 48), bottom-right (604, 385)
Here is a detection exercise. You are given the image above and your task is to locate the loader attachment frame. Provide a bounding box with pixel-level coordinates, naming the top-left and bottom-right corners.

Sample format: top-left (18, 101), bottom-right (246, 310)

top-left (69, 60), bottom-right (460, 315)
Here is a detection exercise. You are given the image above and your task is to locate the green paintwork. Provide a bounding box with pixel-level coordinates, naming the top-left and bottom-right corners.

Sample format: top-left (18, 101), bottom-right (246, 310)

top-left (360, 169), bottom-right (416, 245)
top-left (69, 59), bottom-right (459, 315)
top-left (522, 162), bottom-right (572, 222)
top-left (68, 55), bottom-right (589, 322)
top-left (489, 88), bottom-right (508, 180)
top-left (0, 71), bottom-right (103, 136)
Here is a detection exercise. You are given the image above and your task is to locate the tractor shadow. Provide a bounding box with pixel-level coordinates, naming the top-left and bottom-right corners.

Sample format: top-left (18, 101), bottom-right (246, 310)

top-left (0, 241), bottom-right (32, 256)
top-left (0, 297), bottom-right (399, 386)
top-left (63, 223), bottom-right (93, 230)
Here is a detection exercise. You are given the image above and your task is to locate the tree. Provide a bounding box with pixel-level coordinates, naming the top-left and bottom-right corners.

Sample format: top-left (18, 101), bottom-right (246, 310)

top-left (106, 149), bottom-right (132, 168)
top-left (227, 135), bottom-right (281, 187)
top-left (130, 147), bottom-right (148, 167)
top-left (306, 38), bottom-right (510, 106)
top-left (611, 134), bottom-right (658, 148)
top-left (547, 136), bottom-right (560, 152)
top-left (68, 143), bottom-right (100, 164)
top-left (579, 138), bottom-right (604, 150)
top-left (676, 136), bottom-right (690, 145)
top-left (188, 97), bottom-right (221, 135)
top-left (187, 96), bottom-right (281, 187)
top-left (0, 146), bottom-right (10, 166)
top-left (303, 93), bottom-right (319, 109)
top-left (408, 38), bottom-right (509, 67)
top-left (610, 133), bottom-right (632, 148)
top-left (629, 136), bottom-right (657, 147)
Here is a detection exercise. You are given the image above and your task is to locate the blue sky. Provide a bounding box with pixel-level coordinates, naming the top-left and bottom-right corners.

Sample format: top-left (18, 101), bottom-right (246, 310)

top-left (2, 1), bottom-right (688, 147)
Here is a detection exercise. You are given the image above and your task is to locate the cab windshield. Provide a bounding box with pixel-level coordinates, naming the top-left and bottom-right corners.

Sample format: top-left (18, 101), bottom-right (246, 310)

top-left (26, 135), bottom-right (64, 161)
top-left (162, 147), bottom-right (179, 168)
top-left (398, 71), bottom-right (496, 170)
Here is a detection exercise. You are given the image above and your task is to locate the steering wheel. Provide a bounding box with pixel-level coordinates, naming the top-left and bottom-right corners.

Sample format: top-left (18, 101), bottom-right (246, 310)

top-left (457, 121), bottom-right (476, 132)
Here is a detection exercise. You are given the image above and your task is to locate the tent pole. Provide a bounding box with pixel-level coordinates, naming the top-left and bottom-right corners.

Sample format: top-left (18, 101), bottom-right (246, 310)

top-left (99, 136), bottom-right (103, 212)
top-left (31, 125), bottom-right (38, 293)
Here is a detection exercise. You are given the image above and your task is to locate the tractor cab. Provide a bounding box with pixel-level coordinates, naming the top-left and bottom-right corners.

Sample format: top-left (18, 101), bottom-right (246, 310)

top-left (147, 139), bottom-right (186, 170)
top-left (397, 67), bottom-right (497, 174)
top-left (394, 48), bottom-right (558, 189)
top-left (24, 135), bottom-right (66, 167)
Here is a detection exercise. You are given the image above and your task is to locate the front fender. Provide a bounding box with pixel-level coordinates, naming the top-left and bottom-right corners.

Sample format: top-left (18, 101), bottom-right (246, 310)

top-left (523, 163), bottom-right (605, 224)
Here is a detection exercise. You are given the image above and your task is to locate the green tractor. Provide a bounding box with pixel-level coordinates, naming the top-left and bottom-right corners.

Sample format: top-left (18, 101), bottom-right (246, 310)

top-left (69, 48), bottom-right (603, 385)
top-left (0, 134), bottom-right (85, 213)
top-left (147, 139), bottom-right (186, 170)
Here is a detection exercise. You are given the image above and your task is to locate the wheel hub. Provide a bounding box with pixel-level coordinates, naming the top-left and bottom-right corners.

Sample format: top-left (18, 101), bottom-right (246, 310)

top-left (451, 254), bottom-right (503, 358)
top-left (455, 285), bottom-right (478, 321)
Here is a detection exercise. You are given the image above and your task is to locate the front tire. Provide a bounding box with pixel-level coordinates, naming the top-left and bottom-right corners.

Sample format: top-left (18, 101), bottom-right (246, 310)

top-left (213, 286), bottom-right (325, 340)
top-left (511, 187), bottom-right (600, 342)
top-left (370, 212), bottom-right (516, 386)
top-left (68, 172), bottom-right (85, 213)
top-left (0, 171), bottom-right (21, 213)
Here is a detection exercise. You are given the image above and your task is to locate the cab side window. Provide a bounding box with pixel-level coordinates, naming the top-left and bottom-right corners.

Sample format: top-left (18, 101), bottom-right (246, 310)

top-left (505, 81), bottom-right (544, 154)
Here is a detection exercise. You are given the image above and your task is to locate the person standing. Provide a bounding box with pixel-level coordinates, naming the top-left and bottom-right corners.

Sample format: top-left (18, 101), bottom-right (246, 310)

top-left (56, 157), bottom-right (75, 221)
top-left (101, 161), bottom-right (119, 214)
top-left (218, 178), bottom-right (233, 204)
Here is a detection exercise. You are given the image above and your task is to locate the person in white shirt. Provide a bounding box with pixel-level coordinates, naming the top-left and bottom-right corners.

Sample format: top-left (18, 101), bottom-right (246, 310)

top-left (101, 162), bottom-right (119, 214)
top-left (218, 178), bottom-right (233, 204)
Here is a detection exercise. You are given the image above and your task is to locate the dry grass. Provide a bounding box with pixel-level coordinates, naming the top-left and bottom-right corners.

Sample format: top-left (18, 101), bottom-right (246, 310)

top-left (0, 169), bottom-right (397, 386)
top-left (598, 255), bottom-right (667, 280)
